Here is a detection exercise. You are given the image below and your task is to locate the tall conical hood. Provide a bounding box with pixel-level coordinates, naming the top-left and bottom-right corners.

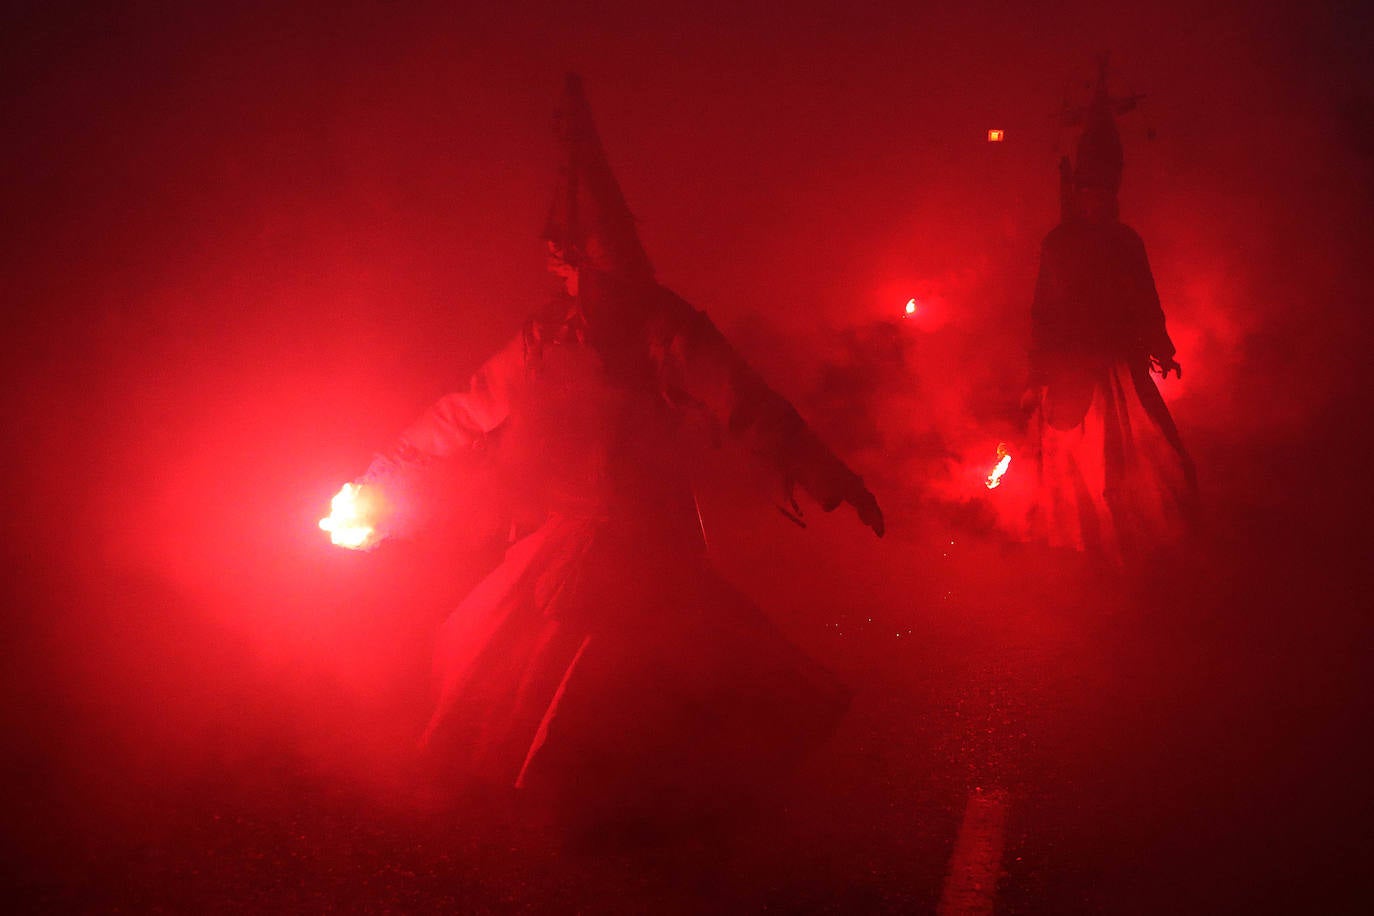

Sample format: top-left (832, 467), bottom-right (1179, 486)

top-left (542, 74), bottom-right (654, 281)
top-left (1072, 63), bottom-right (1125, 194)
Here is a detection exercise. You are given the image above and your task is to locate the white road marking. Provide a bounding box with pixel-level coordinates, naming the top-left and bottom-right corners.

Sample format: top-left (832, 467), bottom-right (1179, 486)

top-left (937, 787), bottom-right (1010, 916)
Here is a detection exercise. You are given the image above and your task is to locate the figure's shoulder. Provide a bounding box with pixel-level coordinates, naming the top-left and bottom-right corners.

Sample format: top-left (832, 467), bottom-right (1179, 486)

top-left (1040, 222), bottom-right (1079, 255)
top-left (652, 283), bottom-right (696, 317)
top-left (1104, 219), bottom-right (1148, 252)
top-left (647, 283), bottom-right (718, 345)
top-left (1108, 222), bottom-right (1147, 249)
top-left (582, 265), bottom-right (659, 295)
top-left (1042, 223), bottom-right (1070, 244)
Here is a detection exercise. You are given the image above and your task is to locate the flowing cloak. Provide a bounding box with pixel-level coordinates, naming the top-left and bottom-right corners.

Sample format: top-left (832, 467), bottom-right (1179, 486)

top-left (366, 269), bottom-right (861, 820)
top-left (1028, 220), bottom-right (1199, 558)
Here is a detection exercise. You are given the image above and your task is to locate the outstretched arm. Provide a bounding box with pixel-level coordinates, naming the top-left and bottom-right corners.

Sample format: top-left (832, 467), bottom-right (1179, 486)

top-left (652, 292), bottom-right (884, 537)
top-left (353, 329), bottom-right (529, 542)
top-left (389, 331), bottom-right (526, 462)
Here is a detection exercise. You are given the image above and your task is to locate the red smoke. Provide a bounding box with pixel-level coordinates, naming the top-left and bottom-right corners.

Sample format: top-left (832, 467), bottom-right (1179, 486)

top-left (3, 0), bottom-right (1370, 887)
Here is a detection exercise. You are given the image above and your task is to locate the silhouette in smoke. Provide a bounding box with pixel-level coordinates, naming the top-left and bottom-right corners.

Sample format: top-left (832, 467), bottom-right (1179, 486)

top-left (1023, 62), bottom-right (1199, 558)
top-left (352, 76), bottom-right (882, 835)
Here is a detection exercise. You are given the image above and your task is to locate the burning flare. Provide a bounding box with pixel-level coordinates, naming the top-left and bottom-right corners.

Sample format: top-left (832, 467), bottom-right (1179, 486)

top-left (985, 443), bottom-right (1012, 490)
top-left (319, 482), bottom-right (381, 550)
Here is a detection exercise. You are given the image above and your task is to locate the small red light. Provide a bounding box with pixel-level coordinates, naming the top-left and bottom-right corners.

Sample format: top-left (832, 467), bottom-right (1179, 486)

top-left (987, 129), bottom-right (1004, 142)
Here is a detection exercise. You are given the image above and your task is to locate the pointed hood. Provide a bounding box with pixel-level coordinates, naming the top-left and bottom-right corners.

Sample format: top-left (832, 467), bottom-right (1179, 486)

top-left (542, 74), bottom-right (654, 282)
top-left (1072, 64), bottom-right (1125, 194)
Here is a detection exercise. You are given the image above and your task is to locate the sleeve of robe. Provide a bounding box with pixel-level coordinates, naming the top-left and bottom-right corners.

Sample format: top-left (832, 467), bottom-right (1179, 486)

top-left (1122, 230), bottom-right (1176, 365)
top-left (358, 330), bottom-right (529, 537)
top-left (648, 289), bottom-right (869, 514)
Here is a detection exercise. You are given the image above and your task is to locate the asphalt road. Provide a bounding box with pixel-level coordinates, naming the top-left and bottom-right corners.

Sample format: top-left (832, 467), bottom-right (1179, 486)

top-left (6, 424), bottom-right (1371, 915)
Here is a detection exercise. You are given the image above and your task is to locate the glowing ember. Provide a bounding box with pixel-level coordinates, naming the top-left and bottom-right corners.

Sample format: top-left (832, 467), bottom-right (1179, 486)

top-left (319, 482), bottom-right (380, 550)
top-left (985, 443), bottom-right (1011, 490)
top-left (904, 298), bottom-right (918, 316)
top-left (987, 128), bottom-right (1005, 142)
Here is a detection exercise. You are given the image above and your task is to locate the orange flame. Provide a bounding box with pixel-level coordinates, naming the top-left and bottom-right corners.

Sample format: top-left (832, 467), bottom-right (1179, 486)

top-left (985, 443), bottom-right (1011, 490)
top-left (904, 298), bottom-right (918, 316)
top-left (319, 482), bottom-right (379, 550)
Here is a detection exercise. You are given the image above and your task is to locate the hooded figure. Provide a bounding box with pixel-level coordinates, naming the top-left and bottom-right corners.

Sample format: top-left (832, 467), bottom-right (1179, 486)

top-left (356, 76), bottom-right (882, 834)
top-left (1025, 63), bottom-right (1199, 559)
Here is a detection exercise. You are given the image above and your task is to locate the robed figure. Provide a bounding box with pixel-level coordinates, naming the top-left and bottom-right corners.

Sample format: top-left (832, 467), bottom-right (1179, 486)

top-left (353, 77), bottom-right (882, 831)
top-left (1025, 70), bottom-right (1199, 559)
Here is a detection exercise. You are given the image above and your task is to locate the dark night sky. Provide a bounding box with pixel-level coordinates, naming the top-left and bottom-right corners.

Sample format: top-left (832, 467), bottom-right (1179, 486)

top-left (3, 0), bottom-right (1372, 898)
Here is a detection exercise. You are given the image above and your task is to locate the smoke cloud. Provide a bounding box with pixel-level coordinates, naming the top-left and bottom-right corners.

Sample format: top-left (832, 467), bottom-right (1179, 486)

top-left (3, 0), bottom-right (1370, 883)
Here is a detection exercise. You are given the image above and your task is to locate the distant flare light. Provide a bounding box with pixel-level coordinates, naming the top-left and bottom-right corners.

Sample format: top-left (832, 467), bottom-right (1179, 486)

top-left (985, 443), bottom-right (1012, 490)
top-left (904, 298), bottom-right (918, 317)
top-left (987, 129), bottom-right (1005, 142)
top-left (319, 482), bottom-right (380, 550)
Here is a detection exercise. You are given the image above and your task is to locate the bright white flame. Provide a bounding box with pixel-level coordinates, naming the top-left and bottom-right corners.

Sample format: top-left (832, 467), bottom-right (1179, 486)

top-left (319, 482), bottom-right (377, 550)
top-left (905, 298), bottom-right (918, 316)
top-left (985, 443), bottom-right (1011, 490)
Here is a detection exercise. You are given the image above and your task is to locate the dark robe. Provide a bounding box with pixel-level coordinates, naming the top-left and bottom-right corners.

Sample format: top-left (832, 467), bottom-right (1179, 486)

top-left (365, 269), bottom-right (859, 827)
top-left (1028, 220), bottom-right (1199, 558)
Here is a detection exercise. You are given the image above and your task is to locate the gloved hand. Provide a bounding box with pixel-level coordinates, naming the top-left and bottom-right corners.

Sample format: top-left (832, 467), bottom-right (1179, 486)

top-left (847, 483), bottom-right (885, 538)
top-left (1151, 355), bottom-right (1182, 380)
